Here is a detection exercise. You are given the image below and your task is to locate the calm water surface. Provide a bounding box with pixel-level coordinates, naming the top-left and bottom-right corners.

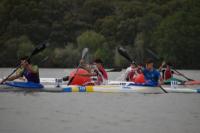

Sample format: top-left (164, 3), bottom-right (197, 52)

top-left (0, 68), bottom-right (200, 133)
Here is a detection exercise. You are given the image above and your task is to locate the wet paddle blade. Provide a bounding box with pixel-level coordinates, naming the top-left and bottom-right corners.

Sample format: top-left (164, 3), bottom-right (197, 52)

top-left (30, 41), bottom-right (50, 57)
top-left (81, 48), bottom-right (89, 59)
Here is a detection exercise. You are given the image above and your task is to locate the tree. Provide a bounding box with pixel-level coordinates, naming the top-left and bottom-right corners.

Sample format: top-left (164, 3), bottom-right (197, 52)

top-left (77, 31), bottom-right (106, 52)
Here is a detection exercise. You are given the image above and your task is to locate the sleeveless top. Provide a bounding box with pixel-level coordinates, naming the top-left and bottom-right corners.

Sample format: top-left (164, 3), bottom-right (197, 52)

top-left (19, 65), bottom-right (40, 83)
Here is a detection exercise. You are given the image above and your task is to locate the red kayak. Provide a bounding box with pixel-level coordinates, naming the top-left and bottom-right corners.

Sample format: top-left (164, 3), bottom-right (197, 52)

top-left (184, 80), bottom-right (200, 85)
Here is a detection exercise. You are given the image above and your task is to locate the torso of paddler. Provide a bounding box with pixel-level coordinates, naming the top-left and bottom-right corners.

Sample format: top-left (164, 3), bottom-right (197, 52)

top-left (18, 63), bottom-right (40, 83)
top-left (91, 63), bottom-right (108, 85)
top-left (71, 59), bottom-right (108, 86)
top-left (142, 58), bottom-right (161, 86)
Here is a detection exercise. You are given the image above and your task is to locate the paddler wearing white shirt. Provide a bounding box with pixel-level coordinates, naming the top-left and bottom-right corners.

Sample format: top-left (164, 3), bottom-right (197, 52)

top-left (124, 61), bottom-right (138, 81)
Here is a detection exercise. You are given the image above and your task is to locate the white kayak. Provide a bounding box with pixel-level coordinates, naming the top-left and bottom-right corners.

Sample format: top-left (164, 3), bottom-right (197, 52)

top-left (0, 81), bottom-right (200, 94)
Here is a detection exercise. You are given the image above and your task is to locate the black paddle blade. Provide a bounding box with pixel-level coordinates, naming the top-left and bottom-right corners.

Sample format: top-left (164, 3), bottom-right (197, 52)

top-left (81, 47), bottom-right (89, 59)
top-left (30, 41), bottom-right (50, 57)
top-left (117, 47), bottom-right (132, 62)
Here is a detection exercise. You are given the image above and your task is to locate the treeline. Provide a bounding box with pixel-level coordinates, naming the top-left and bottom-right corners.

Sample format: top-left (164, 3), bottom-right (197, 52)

top-left (0, 0), bottom-right (199, 69)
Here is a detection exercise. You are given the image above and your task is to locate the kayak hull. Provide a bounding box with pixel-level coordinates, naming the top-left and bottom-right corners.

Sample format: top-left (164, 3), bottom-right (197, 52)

top-left (5, 81), bottom-right (44, 89)
top-left (1, 81), bottom-right (200, 94)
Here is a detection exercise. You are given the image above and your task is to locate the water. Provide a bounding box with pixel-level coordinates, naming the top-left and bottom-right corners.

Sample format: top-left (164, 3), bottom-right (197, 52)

top-left (0, 68), bottom-right (200, 133)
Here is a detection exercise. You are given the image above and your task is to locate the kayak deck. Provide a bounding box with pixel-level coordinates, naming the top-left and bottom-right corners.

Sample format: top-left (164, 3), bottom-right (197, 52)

top-left (1, 83), bottom-right (200, 94)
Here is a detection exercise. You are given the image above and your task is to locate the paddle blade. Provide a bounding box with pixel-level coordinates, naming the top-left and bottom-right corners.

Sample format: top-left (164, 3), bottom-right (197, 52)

top-left (81, 47), bottom-right (88, 59)
top-left (117, 47), bottom-right (132, 62)
top-left (30, 41), bottom-right (50, 57)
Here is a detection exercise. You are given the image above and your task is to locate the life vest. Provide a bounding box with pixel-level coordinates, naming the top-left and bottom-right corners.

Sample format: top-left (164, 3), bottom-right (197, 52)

top-left (69, 68), bottom-right (91, 85)
top-left (128, 68), bottom-right (138, 82)
top-left (134, 73), bottom-right (145, 83)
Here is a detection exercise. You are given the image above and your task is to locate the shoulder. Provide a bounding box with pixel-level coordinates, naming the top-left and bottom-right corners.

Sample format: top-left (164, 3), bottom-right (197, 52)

top-left (31, 65), bottom-right (39, 71)
top-left (125, 67), bottom-right (131, 72)
top-left (31, 64), bottom-right (38, 68)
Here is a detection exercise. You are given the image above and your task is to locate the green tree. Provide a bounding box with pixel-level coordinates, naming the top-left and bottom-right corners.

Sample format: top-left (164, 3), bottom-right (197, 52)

top-left (152, 7), bottom-right (200, 68)
top-left (77, 31), bottom-right (106, 52)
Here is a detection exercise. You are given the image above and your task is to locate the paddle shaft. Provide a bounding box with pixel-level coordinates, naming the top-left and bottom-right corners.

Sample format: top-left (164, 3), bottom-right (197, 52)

top-left (146, 48), bottom-right (194, 81)
top-left (172, 68), bottom-right (193, 81)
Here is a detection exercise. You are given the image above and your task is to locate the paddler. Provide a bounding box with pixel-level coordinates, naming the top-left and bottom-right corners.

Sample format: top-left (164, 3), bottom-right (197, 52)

top-left (62, 59), bottom-right (90, 81)
top-left (142, 58), bottom-right (163, 86)
top-left (0, 56), bottom-right (40, 84)
top-left (159, 61), bottom-right (180, 80)
top-left (78, 58), bottom-right (108, 85)
top-left (123, 61), bottom-right (145, 83)
top-left (124, 61), bottom-right (138, 81)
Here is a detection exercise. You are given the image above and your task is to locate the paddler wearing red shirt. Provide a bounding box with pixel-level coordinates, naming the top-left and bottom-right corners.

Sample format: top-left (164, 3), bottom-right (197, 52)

top-left (78, 58), bottom-right (108, 85)
top-left (159, 61), bottom-right (179, 80)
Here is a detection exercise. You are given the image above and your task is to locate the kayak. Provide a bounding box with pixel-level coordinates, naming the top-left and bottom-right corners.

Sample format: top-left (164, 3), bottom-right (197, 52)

top-left (184, 80), bottom-right (200, 85)
top-left (5, 81), bottom-right (44, 89)
top-left (41, 78), bottom-right (200, 85)
top-left (164, 77), bottom-right (184, 85)
top-left (1, 77), bottom-right (200, 86)
top-left (1, 81), bottom-right (200, 94)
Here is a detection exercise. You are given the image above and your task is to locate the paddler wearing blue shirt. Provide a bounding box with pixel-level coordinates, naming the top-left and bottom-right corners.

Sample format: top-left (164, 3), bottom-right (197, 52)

top-left (1, 56), bottom-right (40, 84)
top-left (142, 58), bottom-right (163, 86)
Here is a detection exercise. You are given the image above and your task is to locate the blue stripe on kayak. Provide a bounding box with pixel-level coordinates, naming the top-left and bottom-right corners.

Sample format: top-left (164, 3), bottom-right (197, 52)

top-left (63, 87), bottom-right (72, 92)
top-left (127, 83), bottom-right (157, 87)
top-left (5, 81), bottom-right (43, 89)
top-left (197, 89), bottom-right (200, 93)
top-left (79, 86), bottom-right (86, 92)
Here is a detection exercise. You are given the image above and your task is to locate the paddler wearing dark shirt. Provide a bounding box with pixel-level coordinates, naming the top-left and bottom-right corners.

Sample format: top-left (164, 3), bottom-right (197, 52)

top-left (1, 56), bottom-right (40, 84)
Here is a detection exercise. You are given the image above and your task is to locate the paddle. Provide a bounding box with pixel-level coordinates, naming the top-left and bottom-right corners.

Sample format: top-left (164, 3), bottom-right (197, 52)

top-left (118, 47), bottom-right (168, 93)
top-left (117, 47), bottom-right (132, 63)
top-left (171, 68), bottom-right (193, 81)
top-left (146, 48), bottom-right (194, 81)
top-left (1, 41), bottom-right (49, 84)
top-left (67, 48), bottom-right (89, 85)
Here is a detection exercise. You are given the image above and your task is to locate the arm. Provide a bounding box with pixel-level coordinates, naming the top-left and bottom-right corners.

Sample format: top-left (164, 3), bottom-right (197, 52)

top-left (79, 59), bottom-right (91, 72)
top-left (1, 74), bottom-right (21, 84)
top-left (158, 61), bottom-right (166, 71)
top-left (124, 67), bottom-right (131, 81)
